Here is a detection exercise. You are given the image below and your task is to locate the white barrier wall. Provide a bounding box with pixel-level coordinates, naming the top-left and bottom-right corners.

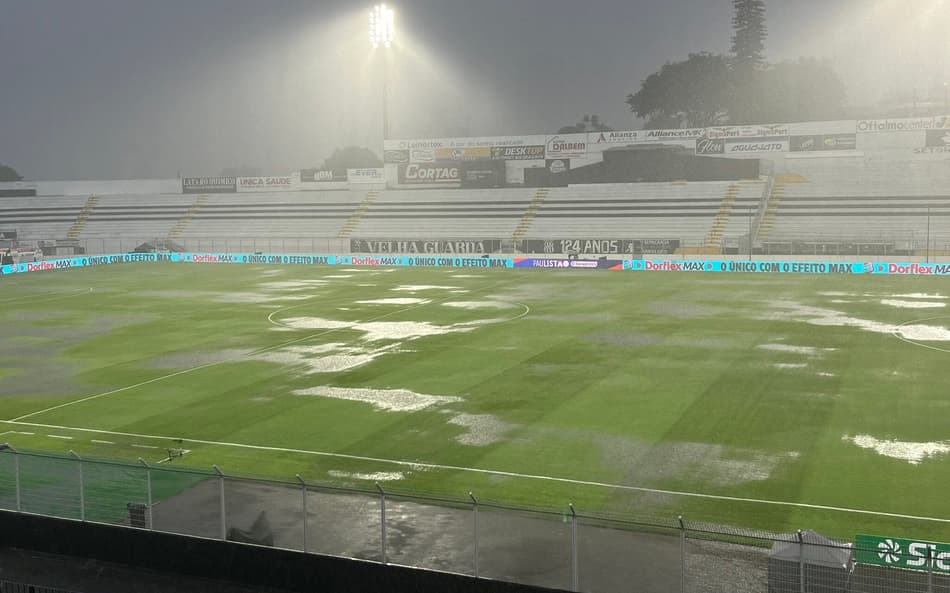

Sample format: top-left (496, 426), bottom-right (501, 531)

top-left (34, 179), bottom-right (181, 196)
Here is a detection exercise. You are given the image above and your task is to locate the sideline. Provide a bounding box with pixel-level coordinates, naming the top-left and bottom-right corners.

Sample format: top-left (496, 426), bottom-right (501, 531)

top-left (3, 418), bottom-right (950, 525)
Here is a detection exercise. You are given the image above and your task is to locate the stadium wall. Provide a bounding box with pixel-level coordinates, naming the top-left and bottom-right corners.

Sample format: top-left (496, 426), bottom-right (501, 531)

top-left (34, 179), bottom-right (181, 196)
top-left (0, 511), bottom-right (561, 593)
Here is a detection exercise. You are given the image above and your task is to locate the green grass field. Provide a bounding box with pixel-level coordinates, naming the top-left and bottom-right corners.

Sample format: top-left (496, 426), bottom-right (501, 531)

top-left (2, 262), bottom-right (950, 539)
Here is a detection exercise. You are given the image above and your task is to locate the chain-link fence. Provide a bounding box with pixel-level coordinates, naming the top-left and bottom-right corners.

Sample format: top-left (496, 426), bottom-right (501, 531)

top-left (1, 447), bottom-right (948, 593)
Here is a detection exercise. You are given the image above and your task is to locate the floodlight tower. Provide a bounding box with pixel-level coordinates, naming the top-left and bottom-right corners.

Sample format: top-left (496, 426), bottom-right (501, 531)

top-left (369, 4), bottom-right (395, 141)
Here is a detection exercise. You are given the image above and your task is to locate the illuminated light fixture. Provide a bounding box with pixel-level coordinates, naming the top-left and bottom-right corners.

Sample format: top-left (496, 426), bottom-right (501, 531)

top-left (369, 4), bottom-right (394, 49)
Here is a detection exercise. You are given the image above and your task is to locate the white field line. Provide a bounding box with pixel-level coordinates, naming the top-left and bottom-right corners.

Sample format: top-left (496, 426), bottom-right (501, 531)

top-left (14, 432), bottom-right (34, 436)
top-left (11, 298), bottom-right (436, 422)
top-left (0, 287), bottom-right (94, 306)
top-left (47, 434), bottom-right (72, 440)
top-left (131, 444), bottom-right (158, 450)
top-left (892, 315), bottom-right (950, 354)
top-left (12, 279), bottom-right (526, 422)
top-left (4, 418), bottom-right (950, 525)
top-left (0, 431), bottom-right (9, 438)
top-left (91, 439), bottom-right (114, 445)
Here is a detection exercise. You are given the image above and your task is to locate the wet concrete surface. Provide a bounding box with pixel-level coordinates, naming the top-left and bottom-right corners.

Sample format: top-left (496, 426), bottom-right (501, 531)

top-left (150, 478), bottom-right (769, 593)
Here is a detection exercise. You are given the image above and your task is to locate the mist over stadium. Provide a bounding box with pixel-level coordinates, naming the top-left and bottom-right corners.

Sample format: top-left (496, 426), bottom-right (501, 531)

top-left (1, 1), bottom-right (950, 593)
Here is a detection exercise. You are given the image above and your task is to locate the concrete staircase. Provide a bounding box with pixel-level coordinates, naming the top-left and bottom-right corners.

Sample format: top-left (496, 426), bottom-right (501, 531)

top-left (66, 195), bottom-right (99, 239)
top-left (337, 191), bottom-right (378, 238)
top-left (166, 195), bottom-right (207, 240)
top-left (756, 178), bottom-right (788, 241)
top-left (512, 188), bottom-right (549, 241)
top-left (703, 184), bottom-right (740, 249)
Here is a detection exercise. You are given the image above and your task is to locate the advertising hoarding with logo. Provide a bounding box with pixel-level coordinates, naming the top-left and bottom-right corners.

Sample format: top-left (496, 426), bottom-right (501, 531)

top-left (383, 149), bottom-right (409, 164)
top-left (857, 117), bottom-right (950, 133)
top-left (397, 163), bottom-right (460, 185)
top-left (695, 137), bottom-right (726, 155)
top-left (521, 238), bottom-right (680, 255)
top-left (384, 135), bottom-right (545, 152)
top-left (410, 149), bottom-right (436, 163)
top-left (346, 168), bottom-right (386, 184)
top-left (725, 138), bottom-right (789, 154)
top-left (182, 177), bottom-right (236, 194)
top-left (640, 128), bottom-right (705, 141)
top-left (350, 239), bottom-right (501, 254)
top-left (546, 134), bottom-right (588, 159)
top-left (460, 161), bottom-right (505, 188)
top-left (789, 134), bottom-right (857, 152)
top-left (491, 145), bottom-right (545, 160)
top-left (434, 147), bottom-right (492, 161)
top-left (855, 535), bottom-right (950, 573)
top-left (300, 169), bottom-right (344, 183)
top-left (545, 159), bottom-right (570, 174)
top-left (588, 130), bottom-right (642, 145)
top-left (236, 176), bottom-right (294, 192)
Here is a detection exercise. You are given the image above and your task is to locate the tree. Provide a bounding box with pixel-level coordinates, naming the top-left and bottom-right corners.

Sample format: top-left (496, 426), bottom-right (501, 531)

top-left (320, 146), bottom-right (381, 177)
top-left (626, 53), bottom-right (732, 129)
top-left (0, 163), bottom-right (22, 182)
top-left (731, 0), bottom-right (767, 70)
top-left (558, 114), bottom-right (613, 134)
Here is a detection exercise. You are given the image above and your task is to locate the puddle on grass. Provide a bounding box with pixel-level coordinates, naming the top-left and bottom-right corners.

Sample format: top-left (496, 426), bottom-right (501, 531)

top-left (292, 386), bottom-right (462, 412)
top-left (448, 413), bottom-right (518, 446)
top-left (880, 299), bottom-right (946, 309)
top-left (842, 434), bottom-right (950, 464)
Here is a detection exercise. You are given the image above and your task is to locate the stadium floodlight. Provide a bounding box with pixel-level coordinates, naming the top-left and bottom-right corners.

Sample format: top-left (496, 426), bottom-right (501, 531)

top-left (369, 4), bottom-right (394, 49)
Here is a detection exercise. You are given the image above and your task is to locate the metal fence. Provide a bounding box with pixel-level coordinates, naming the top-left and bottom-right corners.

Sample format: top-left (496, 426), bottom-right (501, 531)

top-left (1, 447), bottom-right (946, 593)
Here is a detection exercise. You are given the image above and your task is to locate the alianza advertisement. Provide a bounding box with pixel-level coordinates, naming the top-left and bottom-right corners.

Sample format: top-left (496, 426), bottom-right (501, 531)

top-left (6, 254), bottom-right (950, 278)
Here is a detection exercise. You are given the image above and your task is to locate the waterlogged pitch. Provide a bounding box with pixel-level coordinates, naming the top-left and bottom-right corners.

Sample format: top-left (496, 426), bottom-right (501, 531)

top-left (3, 262), bottom-right (950, 538)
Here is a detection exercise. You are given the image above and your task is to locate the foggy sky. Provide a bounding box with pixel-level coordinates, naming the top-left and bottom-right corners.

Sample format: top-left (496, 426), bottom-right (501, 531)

top-left (0, 0), bottom-right (946, 180)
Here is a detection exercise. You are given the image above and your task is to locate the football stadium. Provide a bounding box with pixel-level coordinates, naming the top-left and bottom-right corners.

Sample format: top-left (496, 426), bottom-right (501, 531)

top-left (2, 2), bottom-right (950, 592)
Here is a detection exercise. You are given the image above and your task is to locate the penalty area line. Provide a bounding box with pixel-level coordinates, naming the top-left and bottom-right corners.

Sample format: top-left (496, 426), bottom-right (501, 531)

top-left (3, 418), bottom-right (950, 526)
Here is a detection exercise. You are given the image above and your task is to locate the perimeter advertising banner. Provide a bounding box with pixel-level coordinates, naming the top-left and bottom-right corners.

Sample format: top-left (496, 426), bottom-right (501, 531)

top-left (434, 147), bottom-right (492, 161)
top-left (855, 535), bottom-right (950, 573)
top-left (383, 149), bottom-right (409, 164)
top-left (725, 137), bottom-right (790, 154)
top-left (491, 145), bottom-right (545, 160)
top-left (513, 258), bottom-right (624, 270)
top-left (545, 133), bottom-right (588, 159)
top-left (10, 252), bottom-right (950, 278)
top-left (695, 138), bottom-right (726, 155)
top-left (299, 169), bottom-right (345, 183)
top-left (545, 158), bottom-right (570, 174)
top-left (522, 238), bottom-right (680, 255)
top-left (625, 260), bottom-right (869, 273)
top-left (790, 134), bottom-right (857, 152)
top-left (237, 176), bottom-right (294, 192)
top-left (385, 135), bottom-right (546, 151)
top-left (350, 239), bottom-right (501, 254)
top-left (857, 116), bottom-right (950, 133)
top-left (182, 177), bottom-right (236, 194)
top-left (397, 163), bottom-right (460, 184)
top-left (346, 168), bottom-right (385, 184)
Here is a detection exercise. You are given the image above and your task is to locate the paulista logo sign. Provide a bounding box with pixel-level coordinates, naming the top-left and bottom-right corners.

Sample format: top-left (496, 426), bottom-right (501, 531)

top-left (856, 535), bottom-right (950, 573)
